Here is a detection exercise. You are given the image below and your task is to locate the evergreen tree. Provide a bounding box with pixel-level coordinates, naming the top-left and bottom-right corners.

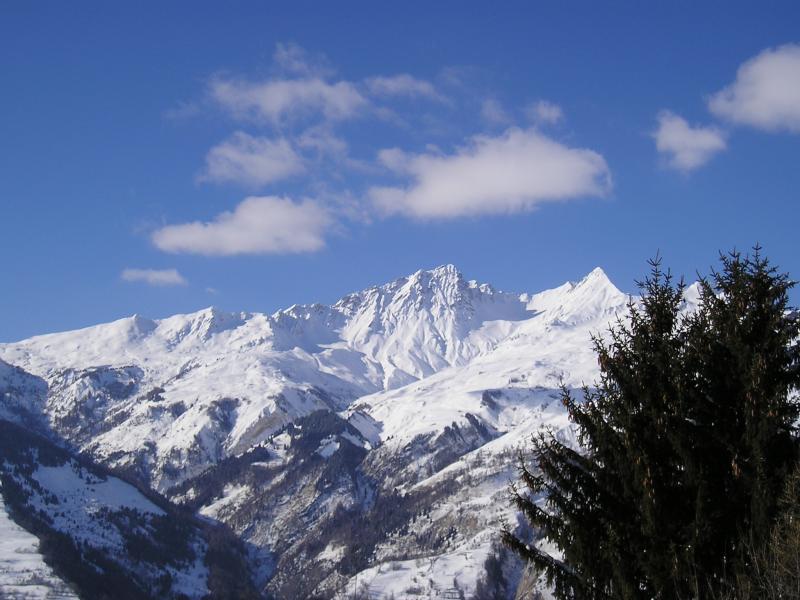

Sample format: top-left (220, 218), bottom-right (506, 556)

top-left (502, 248), bottom-right (800, 599)
top-left (750, 462), bottom-right (800, 598)
top-left (720, 462), bottom-right (800, 599)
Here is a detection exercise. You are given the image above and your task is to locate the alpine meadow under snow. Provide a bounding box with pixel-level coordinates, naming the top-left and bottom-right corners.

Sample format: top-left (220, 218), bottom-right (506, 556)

top-left (0, 264), bottom-right (698, 598)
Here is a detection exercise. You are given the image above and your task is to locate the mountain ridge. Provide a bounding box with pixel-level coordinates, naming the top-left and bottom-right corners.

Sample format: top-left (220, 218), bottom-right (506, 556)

top-left (1, 263), bottom-right (621, 343)
top-left (0, 263), bottom-right (635, 598)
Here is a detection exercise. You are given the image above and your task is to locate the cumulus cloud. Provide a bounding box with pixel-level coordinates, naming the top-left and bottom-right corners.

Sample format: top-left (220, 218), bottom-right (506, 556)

top-left (210, 75), bottom-right (367, 124)
top-left (654, 111), bottom-right (727, 171)
top-left (480, 99), bottom-right (511, 125)
top-left (709, 43), bottom-right (800, 133)
top-left (365, 74), bottom-right (442, 101)
top-left (121, 268), bottom-right (187, 286)
top-left (152, 196), bottom-right (331, 256)
top-left (526, 100), bottom-right (564, 125)
top-left (199, 132), bottom-right (305, 187)
top-left (370, 128), bottom-right (611, 219)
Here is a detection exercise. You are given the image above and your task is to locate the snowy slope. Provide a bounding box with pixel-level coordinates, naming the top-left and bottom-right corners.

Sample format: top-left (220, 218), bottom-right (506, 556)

top-left (0, 264), bottom-right (643, 598)
top-left (0, 419), bottom-right (260, 600)
top-left (322, 270), bottom-right (631, 597)
top-left (0, 421), bottom-right (212, 599)
top-left (352, 267), bottom-right (627, 449)
top-left (0, 486), bottom-right (78, 600)
top-left (0, 265), bottom-right (546, 491)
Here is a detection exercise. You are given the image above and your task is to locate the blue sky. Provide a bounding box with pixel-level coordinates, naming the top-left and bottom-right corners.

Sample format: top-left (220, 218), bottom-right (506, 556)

top-left (2, 2), bottom-right (799, 341)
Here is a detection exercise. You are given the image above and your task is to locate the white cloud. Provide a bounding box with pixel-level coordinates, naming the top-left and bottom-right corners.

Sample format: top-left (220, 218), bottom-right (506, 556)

top-left (709, 43), bottom-right (800, 133)
top-left (526, 100), bottom-right (564, 125)
top-left (377, 147), bottom-right (412, 172)
top-left (296, 125), bottom-right (371, 172)
top-left (370, 128), bottom-right (611, 219)
top-left (200, 132), bottom-right (305, 187)
top-left (480, 99), bottom-right (511, 125)
top-left (272, 42), bottom-right (333, 78)
top-left (210, 76), bottom-right (367, 124)
top-left (296, 125), bottom-right (349, 157)
top-left (365, 74), bottom-right (442, 101)
top-left (121, 268), bottom-right (187, 286)
top-left (654, 111), bottom-right (726, 171)
top-left (152, 196), bottom-right (331, 256)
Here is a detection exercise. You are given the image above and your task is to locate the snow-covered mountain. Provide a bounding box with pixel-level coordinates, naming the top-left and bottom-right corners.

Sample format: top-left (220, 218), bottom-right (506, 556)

top-left (0, 265), bottom-right (634, 598)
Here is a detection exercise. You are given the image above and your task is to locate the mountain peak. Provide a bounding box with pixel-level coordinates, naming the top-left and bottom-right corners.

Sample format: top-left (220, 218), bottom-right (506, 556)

top-left (122, 314), bottom-right (158, 338)
top-left (397, 264), bottom-right (503, 310)
top-left (525, 267), bottom-right (627, 324)
top-left (574, 266), bottom-right (612, 287)
top-left (571, 267), bottom-right (623, 296)
top-left (428, 263), bottom-right (461, 277)
top-left (552, 267), bottom-right (626, 323)
top-left (406, 264), bottom-right (464, 286)
top-left (157, 306), bottom-right (246, 345)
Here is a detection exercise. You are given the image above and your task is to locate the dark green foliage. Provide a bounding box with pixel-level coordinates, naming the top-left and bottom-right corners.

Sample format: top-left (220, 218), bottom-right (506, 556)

top-left (759, 464), bottom-right (800, 596)
top-left (503, 248), bottom-right (800, 599)
top-left (718, 461), bottom-right (800, 599)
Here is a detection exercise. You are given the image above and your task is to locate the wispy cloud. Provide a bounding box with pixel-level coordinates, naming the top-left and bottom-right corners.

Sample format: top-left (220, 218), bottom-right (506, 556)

top-left (210, 75), bottom-right (367, 125)
top-left (654, 111), bottom-right (726, 171)
top-left (295, 125), bottom-right (372, 172)
top-left (709, 43), bottom-right (800, 133)
top-left (296, 125), bottom-right (349, 157)
top-left (121, 268), bottom-right (187, 286)
top-left (480, 99), bottom-right (511, 125)
top-left (152, 196), bottom-right (331, 255)
top-left (272, 42), bottom-right (334, 78)
top-left (370, 128), bottom-right (611, 219)
top-left (526, 100), bottom-right (564, 125)
top-left (155, 43), bottom-right (617, 255)
top-left (199, 132), bottom-right (305, 187)
top-left (365, 74), bottom-right (443, 101)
